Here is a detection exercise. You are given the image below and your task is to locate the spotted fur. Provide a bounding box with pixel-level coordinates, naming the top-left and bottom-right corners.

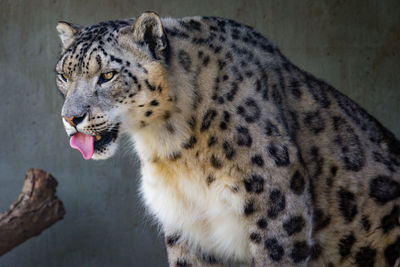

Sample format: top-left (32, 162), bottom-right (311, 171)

top-left (56, 12), bottom-right (400, 266)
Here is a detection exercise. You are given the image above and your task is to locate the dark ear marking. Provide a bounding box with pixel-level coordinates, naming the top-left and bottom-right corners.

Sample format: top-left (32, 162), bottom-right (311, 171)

top-left (132, 12), bottom-right (170, 63)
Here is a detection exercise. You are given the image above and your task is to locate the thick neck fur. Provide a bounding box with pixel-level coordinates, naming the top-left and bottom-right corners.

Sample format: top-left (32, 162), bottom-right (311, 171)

top-left (128, 27), bottom-right (205, 162)
top-left (127, 17), bottom-right (283, 163)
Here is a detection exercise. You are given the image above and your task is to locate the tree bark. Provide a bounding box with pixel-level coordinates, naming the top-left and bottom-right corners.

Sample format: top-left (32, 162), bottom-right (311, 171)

top-left (0, 168), bottom-right (65, 256)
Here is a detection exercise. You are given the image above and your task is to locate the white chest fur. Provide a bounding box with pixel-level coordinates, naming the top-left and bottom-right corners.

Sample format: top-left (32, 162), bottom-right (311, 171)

top-left (140, 160), bottom-right (251, 262)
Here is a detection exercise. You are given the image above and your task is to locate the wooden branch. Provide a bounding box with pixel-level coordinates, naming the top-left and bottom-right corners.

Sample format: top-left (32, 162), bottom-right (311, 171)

top-left (0, 168), bottom-right (65, 256)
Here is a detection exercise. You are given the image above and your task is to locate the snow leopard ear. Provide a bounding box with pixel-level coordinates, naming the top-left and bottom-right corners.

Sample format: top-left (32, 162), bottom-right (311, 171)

top-left (131, 11), bottom-right (169, 63)
top-left (56, 21), bottom-right (82, 52)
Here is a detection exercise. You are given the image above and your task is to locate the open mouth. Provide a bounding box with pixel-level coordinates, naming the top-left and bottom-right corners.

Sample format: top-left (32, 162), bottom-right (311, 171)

top-left (94, 124), bottom-right (120, 151)
top-left (69, 124), bottom-right (120, 160)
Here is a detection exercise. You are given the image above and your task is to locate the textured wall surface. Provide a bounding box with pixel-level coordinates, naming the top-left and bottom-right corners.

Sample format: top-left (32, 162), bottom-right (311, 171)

top-left (0, 0), bottom-right (399, 266)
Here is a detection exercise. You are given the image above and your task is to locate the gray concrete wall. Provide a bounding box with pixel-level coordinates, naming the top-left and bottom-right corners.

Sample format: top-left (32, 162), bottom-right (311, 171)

top-left (0, 0), bottom-right (398, 266)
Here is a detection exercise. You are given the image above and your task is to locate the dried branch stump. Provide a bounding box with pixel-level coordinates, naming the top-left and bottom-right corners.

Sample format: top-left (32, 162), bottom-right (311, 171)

top-left (0, 168), bottom-right (65, 256)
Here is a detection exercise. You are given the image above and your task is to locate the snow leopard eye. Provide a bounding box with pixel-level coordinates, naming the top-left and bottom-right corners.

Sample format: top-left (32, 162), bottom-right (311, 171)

top-left (98, 71), bottom-right (117, 85)
top-left (58, 73), bottom-right (68, 82)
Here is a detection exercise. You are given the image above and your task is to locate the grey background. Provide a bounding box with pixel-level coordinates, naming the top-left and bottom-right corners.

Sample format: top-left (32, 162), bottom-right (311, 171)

top-left (0, 0), bottom-right (399, 266)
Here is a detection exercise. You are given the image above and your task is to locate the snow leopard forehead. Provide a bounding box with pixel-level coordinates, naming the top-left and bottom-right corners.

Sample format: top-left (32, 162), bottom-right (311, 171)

top-left (57, 19), bottom-right (134, 75)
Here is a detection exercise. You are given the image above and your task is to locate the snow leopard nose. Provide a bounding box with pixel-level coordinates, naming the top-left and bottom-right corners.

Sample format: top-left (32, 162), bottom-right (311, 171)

top-left (63, 114), bottom-right (86, 127)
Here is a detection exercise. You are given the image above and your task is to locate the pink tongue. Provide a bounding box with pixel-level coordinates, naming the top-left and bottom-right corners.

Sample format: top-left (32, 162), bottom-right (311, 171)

top-left (70, 132), bottom-right (95, 160)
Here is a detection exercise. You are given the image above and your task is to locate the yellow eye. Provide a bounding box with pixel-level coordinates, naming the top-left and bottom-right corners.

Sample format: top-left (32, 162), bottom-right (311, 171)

top-left (59, 73), bottom-right (68, 82)
top-left (102, 71), bottom-right (114, 81)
